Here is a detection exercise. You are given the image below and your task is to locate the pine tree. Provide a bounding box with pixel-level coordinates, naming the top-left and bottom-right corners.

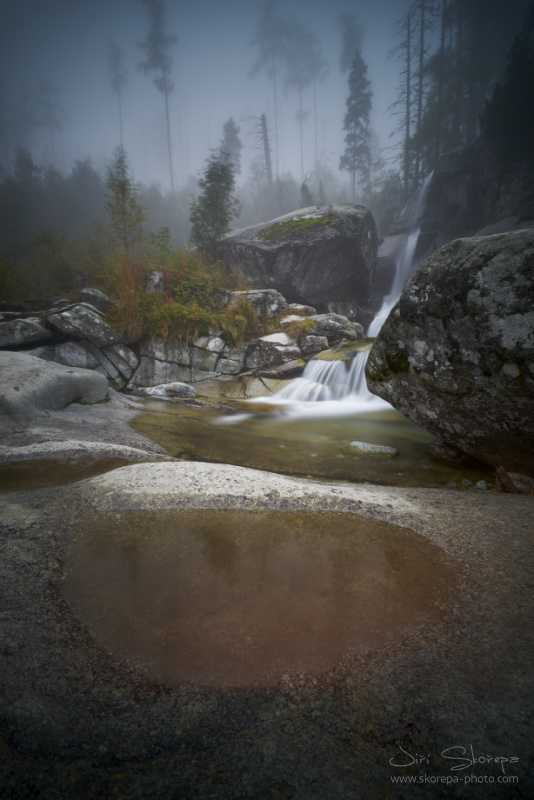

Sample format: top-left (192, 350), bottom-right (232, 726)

top-left (339, 51), bottom-right (372, 201)
top-left (104, 146), bottom-right (144, 256)
top-left (283, 17), bottom-right (328, 182)
top-left (138, 0), bottom-right (177, 191)
top-left (220, 118), bottom-right (243, 175)
top-left (108, 42), bottom-right (127, 148)
top-left (189, 153), bottom-right (240, 259)
top-left (250, 1), bottom-right (289, 180)
top-left (34, 80), bottom-right (66, 166)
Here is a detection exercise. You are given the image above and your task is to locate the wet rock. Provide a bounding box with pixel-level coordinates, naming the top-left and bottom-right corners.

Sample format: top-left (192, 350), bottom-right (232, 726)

top-left (190, 368), bottom-right (221, 383)
top-left (218, 358), bottom-right (243, 375)
top-left (0, 351), bottom-right (108, 416)
top-left (193, 335), bottom-right (225, 354)
top-left (347, 441), bottom-right (399, 457)
top-left (48, 304), bottom-right (122, 348)
top-left (80, 288), bottom-right (111, 313)
top-left (257, 359), bottom-right (305, 379)
top-left (139, 382), bottom-right (196, 399)
top-left (101, 343), bottom-right (139, 381)
top-left (27, 341), bottom-right (100, 371)
top-left (299, 335), bottom-right (329, 356)
top-left (226, 289), bottom-right (289, 317)
top-left (141, 338), bottom-right (191, 367)
top-left (366, 229), bottom-right (534, 475)
top-left (0, 318), bottom-right (53, 348)
top-left (130, 357), bottom-right (191, 389)
top-left (245, 333), bottom-right (301, 370)
top-left (221, 205), bottom-right (377, 315)
top-left (309, 313), bottom-right (364, 343)
top-left (190, 347), bottom-right (219, 373)
top-left (429, 439), bottom-right (470, 465)
top-left (288, 303), bottom-right (317, 315)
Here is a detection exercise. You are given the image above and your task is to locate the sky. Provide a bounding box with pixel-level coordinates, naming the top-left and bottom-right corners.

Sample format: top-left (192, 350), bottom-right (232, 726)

top-left (2, 0), bottom-right (416, 190)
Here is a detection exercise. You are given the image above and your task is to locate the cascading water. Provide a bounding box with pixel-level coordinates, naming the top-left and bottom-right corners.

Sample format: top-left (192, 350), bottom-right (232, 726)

top-left (261, 173), bottom-right (434, 414)
top-left (367, 171), bottom-right (434, 337)
top-left (254, 350), bottom-right (390, 417)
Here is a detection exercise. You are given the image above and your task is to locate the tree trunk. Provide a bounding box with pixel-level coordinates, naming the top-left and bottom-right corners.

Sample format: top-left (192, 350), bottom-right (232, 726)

top-left (163, 80), bottom-right (175, 192)
top-left (260, 113), bottom-right (273, 188)
top-left (435, 0), bottom-right (447, 164)
top-left (403, 12), bottom-right (412, 200)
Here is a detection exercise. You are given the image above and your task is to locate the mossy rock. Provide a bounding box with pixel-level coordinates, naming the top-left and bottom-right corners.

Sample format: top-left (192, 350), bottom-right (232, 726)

top-left (257, 214), bottom-right (339, 242)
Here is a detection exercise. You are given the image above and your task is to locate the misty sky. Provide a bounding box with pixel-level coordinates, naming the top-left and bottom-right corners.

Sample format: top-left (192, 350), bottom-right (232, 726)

top-left (2, 0), bottom-right (415, 189)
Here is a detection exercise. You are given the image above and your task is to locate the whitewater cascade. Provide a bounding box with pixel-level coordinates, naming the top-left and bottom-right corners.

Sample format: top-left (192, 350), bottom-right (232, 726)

top-left (367, 171), bottom-right (434, 337)
top-left (258, 173), bottom-right (434, 414)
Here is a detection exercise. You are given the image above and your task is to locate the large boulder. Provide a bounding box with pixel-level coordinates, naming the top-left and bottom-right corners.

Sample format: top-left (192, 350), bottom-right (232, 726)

top-left (366, 229), bottom-right (534, 475)
top-left (0, 351), bottom-right (109, 416)
top-left (221, 205), bottom-right (377, 319)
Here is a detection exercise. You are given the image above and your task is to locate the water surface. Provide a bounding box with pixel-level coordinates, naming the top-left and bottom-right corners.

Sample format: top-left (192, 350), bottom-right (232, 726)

top-left (131, 400), bottom-right (493, 489)
top-left (61, 509), bottom-right (457, 687)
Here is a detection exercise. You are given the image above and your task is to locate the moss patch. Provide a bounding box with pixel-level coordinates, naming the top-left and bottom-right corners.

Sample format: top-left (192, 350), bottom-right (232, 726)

top-left (257, 214), bottom-right (339, 242)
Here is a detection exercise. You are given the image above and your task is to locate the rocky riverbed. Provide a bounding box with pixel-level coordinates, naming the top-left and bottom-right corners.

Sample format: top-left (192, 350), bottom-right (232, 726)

top-left (1, 383), bottom-right (533, 798)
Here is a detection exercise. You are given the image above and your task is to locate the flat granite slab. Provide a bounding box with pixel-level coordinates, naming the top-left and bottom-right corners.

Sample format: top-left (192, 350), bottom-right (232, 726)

top-left (0, 462), bottom-right (533, 799)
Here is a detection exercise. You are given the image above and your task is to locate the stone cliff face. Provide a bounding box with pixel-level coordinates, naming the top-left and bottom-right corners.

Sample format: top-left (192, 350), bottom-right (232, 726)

top-left (221, 204), bottom-right (378, 326)
top-left (391, 140), bottom-right (534, 265)
top-left (366, 228), bottom-right (534, 476)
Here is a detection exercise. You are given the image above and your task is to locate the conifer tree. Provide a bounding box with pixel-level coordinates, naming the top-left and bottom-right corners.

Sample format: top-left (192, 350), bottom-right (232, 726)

top-left (105, 146), bottom-right (144, 255)
top-left (138, 0), bottom-right (177, 191)
top-left (220, 118), bottom-right (243, 175)
top-left (339, 51), bottom-right (372, 201)
top-left (189, 153), bottom-right (240, 259)
top-left (108, 42), bottom-right (127, 148)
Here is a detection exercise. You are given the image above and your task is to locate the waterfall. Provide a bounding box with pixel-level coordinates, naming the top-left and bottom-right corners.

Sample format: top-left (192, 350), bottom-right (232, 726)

top-left (257, 351), bottom-right (390, 416)
top-left (276, 353), bottom-right (373, 402)
top-left (367, 171), bottom-right (434, 337)
top-left (238, 175), bottom-right (434, 416)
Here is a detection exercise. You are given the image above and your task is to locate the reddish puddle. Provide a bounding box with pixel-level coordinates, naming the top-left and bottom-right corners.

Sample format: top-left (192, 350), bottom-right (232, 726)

top-left (60, 510), bottom-right (456, 687)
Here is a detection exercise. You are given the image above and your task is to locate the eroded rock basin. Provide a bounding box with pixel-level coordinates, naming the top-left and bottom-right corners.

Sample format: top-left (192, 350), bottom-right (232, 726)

top-left (61, 509), bottom-right (456, 688)
top-left (1, 462), bottom-right (533, 798)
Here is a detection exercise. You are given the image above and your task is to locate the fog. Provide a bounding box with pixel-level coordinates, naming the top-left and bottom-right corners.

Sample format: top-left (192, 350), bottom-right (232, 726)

top-left (1, 0), bottom-right (413, 189)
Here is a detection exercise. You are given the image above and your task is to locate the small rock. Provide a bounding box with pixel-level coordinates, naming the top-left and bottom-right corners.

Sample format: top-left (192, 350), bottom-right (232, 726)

top-left (139, 382), bottom-right (196, 399)
top-left (347, 441), bottom-right (399, 457)
top-left (475, 480), bottom-right (490, 491)
top-left (80, 288), bottom-right (111, 313)
top-left (145, 270), bottom-right (164, 294)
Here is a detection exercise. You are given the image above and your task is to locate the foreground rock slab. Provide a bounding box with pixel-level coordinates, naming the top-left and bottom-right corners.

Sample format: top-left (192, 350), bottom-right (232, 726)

top-left (366, 229), bottom-right (534, 476)
top-left (0, 461), bottom-right (532, 798)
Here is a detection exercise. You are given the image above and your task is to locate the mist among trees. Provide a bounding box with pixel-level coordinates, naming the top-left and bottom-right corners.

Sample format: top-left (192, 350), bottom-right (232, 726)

top-left (1, 0), bottom-right (532, 305)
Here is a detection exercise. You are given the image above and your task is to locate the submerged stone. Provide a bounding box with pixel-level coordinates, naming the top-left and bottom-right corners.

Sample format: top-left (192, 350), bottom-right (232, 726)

top-left (347, 441), bottom-right (399, 457)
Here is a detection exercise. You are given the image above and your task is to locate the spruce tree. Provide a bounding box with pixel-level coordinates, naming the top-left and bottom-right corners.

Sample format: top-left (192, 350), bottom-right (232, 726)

top-left (220, 118), bottom-right (243, 175)
top-left (339, 51), bottom-right (372, 201)
top-left (189, 153), bottom-right (240, 259)
top-left (138, 0), bottom-right (177, 191)
top-left (104, 146), bottom-right (144, 256)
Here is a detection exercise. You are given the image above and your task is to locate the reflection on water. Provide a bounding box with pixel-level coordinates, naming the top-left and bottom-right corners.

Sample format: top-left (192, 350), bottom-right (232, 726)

top-left (61, 510), bottom-right (457, 687)
top-left (130, 400), bottom-right (493, 489)
top-left (0, 457), bottom-right (130, 491)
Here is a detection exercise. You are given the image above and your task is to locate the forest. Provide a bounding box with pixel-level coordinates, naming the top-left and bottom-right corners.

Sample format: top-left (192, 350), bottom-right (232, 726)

top-left (1, 0), bottom-right (532, 310)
